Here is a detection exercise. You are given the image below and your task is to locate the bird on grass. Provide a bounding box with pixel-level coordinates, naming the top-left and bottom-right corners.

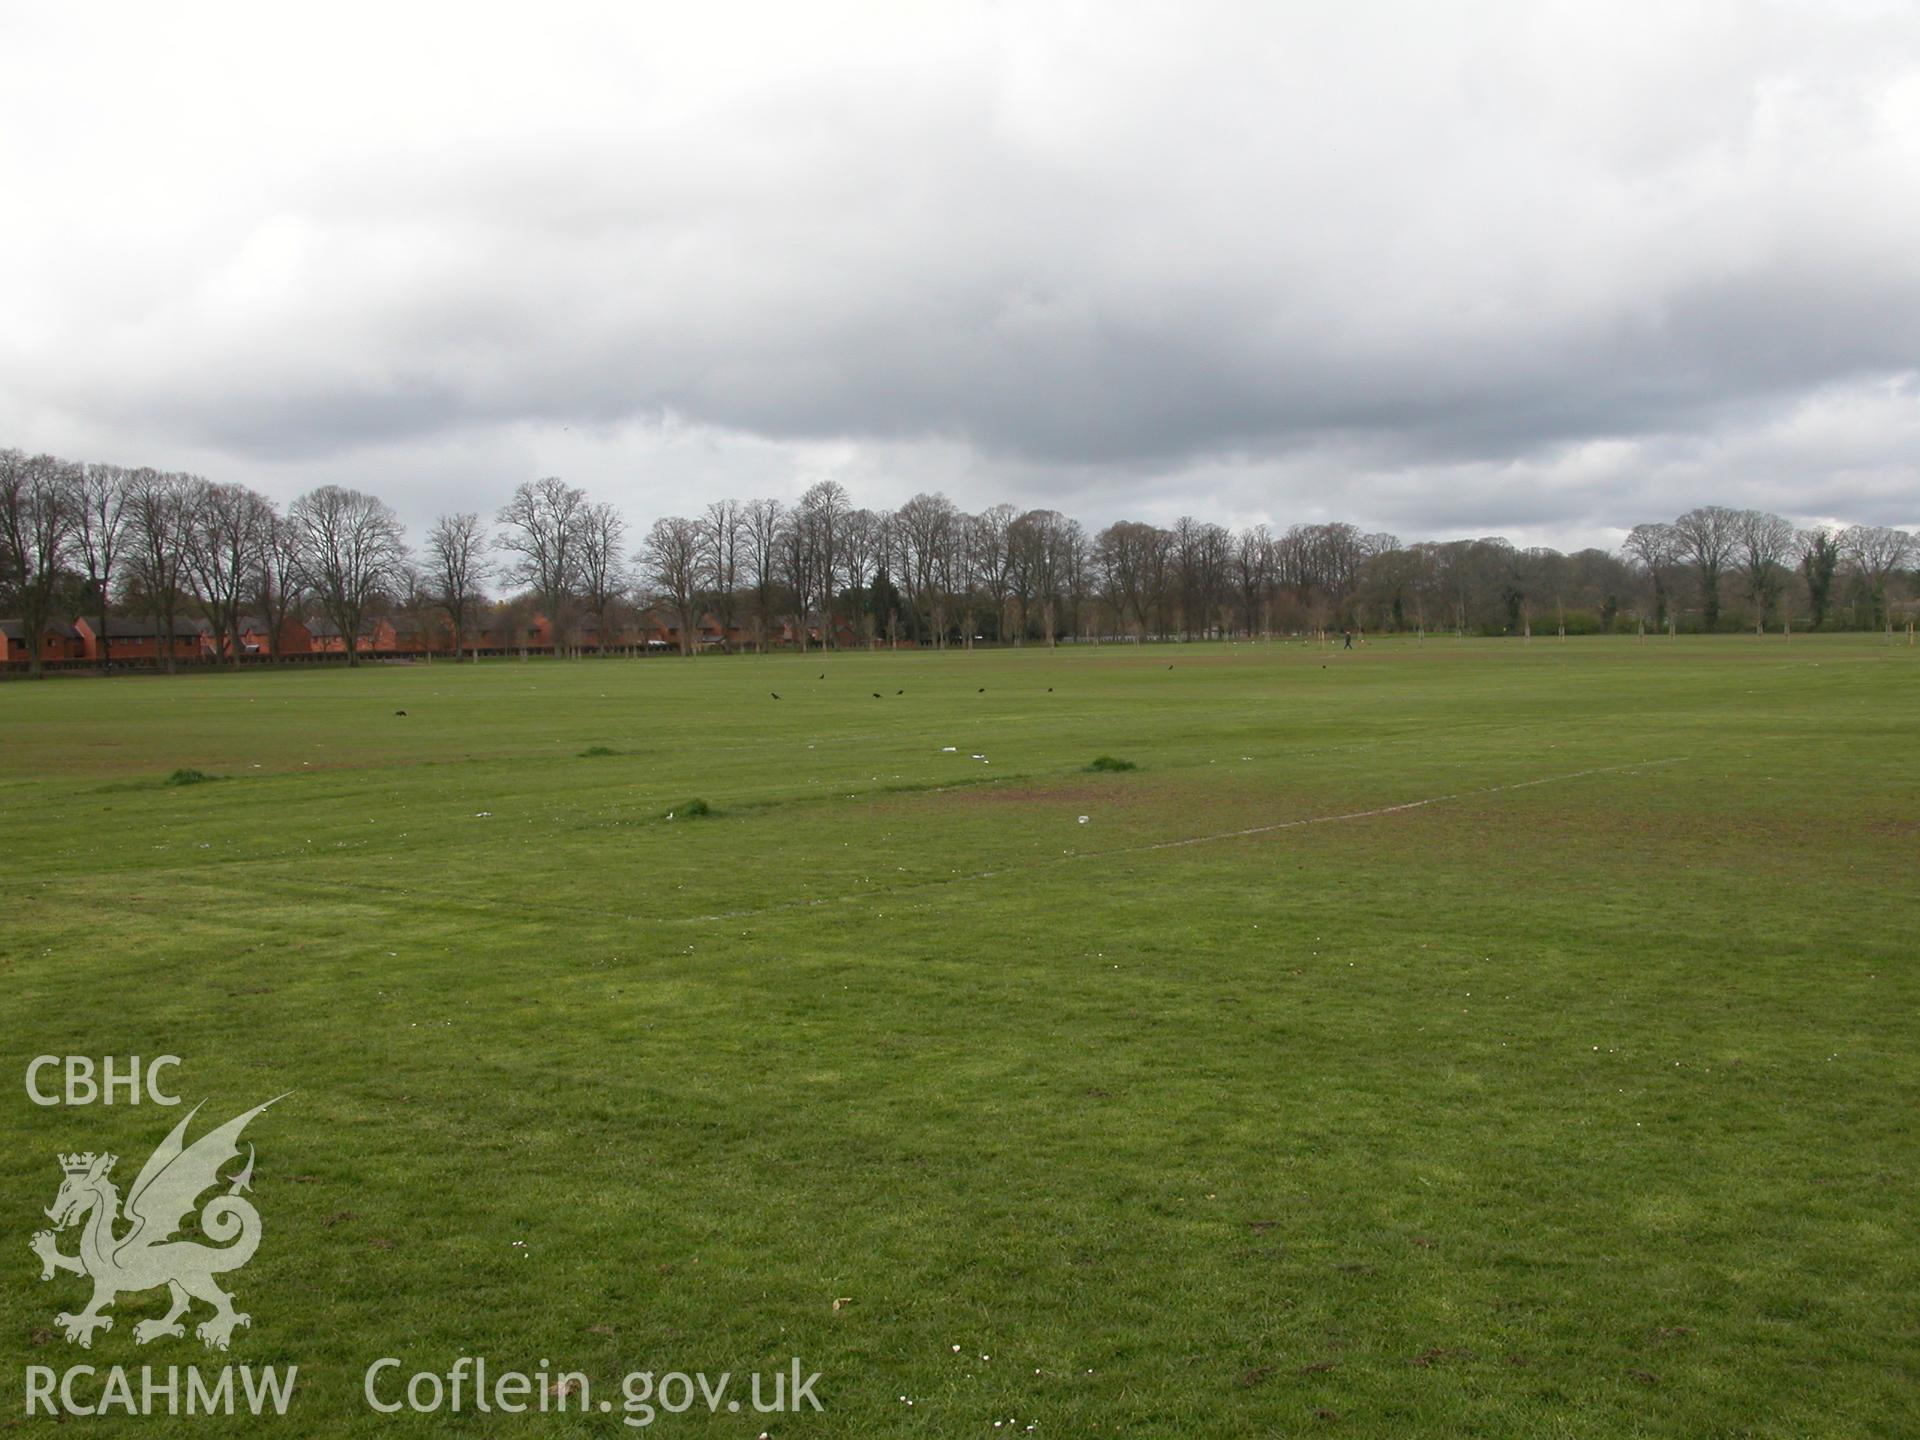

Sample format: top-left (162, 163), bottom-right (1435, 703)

top-left (895, 689), bottom-right (903, 695)
top-left (818, 673), bottom-right (826, 679)
top-left (394, 709), bottom-right (408, 716)
top-left (1046, 687), bottom-right (1053, 692)
top-left (871, 692), bottom-right (882, 698)
top-left (771, 692), bottom-right (781, 699)
top-left (977, 687), bottom-right (986, 693)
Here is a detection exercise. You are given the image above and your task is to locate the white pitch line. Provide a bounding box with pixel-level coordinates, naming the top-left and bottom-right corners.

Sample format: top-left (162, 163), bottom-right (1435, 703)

top-left (691, 755), bottom-right (1690, 922)
top-left (1103, 755), bottom-right (1691, 859)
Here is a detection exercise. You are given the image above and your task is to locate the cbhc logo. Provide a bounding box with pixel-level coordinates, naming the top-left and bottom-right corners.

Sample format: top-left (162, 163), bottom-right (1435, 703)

top-left (25, 1056), bottom-right (183, 1106)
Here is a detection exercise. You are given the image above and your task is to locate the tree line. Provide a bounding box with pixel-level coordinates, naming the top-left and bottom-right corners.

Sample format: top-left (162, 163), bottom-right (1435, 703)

top-left (3, 446), bottom-right (1915, 676)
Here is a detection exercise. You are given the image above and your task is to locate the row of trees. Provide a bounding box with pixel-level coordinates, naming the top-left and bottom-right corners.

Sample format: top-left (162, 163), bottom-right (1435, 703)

top-left (474, 487), bottom-right (1920, 655)
top-left (0, 451), bottom-right (409, 676)
top-left (4, 446), bottom-right (1915, 676)
top-left (1623, 506), bottom-right (1914, 634)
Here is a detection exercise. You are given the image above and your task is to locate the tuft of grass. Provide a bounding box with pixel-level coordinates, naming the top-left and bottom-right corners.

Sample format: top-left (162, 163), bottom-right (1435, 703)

top-left (163, 767), bottom-right (222, 786)
top-left (579, 745), bottom-right (620, 757)
top-left (668, 797), bottom-right (713, 819)
top-left (1086, 755), bottom-right (1138, 772)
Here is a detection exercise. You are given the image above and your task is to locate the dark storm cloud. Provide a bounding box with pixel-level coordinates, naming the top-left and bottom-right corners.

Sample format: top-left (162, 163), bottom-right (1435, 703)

top-left (1, 1), bottom-right (1917, 544)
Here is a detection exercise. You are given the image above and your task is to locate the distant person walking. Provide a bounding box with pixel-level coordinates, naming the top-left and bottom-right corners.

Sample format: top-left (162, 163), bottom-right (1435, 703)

top-left (1342, 630), bottom-right (1354, 650)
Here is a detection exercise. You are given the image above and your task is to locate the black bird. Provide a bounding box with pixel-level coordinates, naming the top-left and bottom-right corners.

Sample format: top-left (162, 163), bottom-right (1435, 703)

top-left (1046, 687), bottom-right (1053, 692)
top-left (771, 692), bottom-right (781, 699)
top-left (818, 673), bottom-right (826, 679)
top-left (977, 687), bottom-right (986, 693)
top-left (1168, 664), bottom-right (1174, 670)
top-left (872, 692), bottom-right (882, 698)
top-left (895, 689), bottom-right (903, 695)
top-left (394, 709), bottom-right (407, 716)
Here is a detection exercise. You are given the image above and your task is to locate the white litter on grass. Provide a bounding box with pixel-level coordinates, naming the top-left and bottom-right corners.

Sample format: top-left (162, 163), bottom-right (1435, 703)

top-left (473, 811), bottom-right (491, 818)
top-left (1078, 815), bottom-right (1090, 824)
top-left (941, 746), bottom-right (957, 752)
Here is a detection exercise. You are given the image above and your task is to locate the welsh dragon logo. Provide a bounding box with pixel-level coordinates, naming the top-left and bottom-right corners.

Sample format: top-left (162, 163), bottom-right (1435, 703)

top-left (30, 1096), bottom-right (284, 1350)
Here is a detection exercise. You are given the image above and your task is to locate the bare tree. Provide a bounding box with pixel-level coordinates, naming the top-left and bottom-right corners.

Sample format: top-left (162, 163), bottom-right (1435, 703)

top-left (122, 470), bottom-right (194, 674)
top-left (1234, 524), bottom-right (1274, 638)
top-left (838, 508), bottom-right (884, 647)
top-left (1168, 516), bottom-right (1205, 639)
top-left (942, 512), bottom-right (978, 649)
top-left (971, 502), bottom-right (1018, 642)
top-left (1010, 509), bottom-right (1075, 646)
top-left (495, 477), bottom-right (588, 653)
top-left (1095, 521), bottom-right (1166, 641)
top-left (1622, 522), bottom-right (1680, 632)
top-left (1735, 510), bottom-right (1794, 633)
top-left (389, 567), bottom-right (442, 654)
top-left (777, 506), bottom-right (819, 652)
top-left (1059, 518), bottom-right (1092, 642)
top-left (425, 512), bottom-right (493, 660)
top-left (0, 451), bottom-right (77, 677)
top-left (1840, 524), bottom-right (1915, 630)
top-left (799, 480), bottom-right (851, 648)
top-left (1194, 521), bottom-right (1234, 637)
top-left (1671, 506), bottom-right (1739, 630)
top-left (74, 463), bottom-right (130, 669)
top-left (894, 492), bottom-right (958, 647)
top-left (1358, 542), bottom-right (1431, 634)
top-left (182, 482), bottom-right (271, 667)
top-left (1796, 527), bottom-right (1841, 631)
top-left (697, 500), bottom-right (745, 650)
top-left (741, 498), bottom-right (784, 651)
top-left (249, 507), bottom-right (304, 664)
top-left (640, 515), bottom-right (701, 655)
top-left (577, 502), bottom-right (630, 653)
top-left (291, 485), bottom-right (408, 666)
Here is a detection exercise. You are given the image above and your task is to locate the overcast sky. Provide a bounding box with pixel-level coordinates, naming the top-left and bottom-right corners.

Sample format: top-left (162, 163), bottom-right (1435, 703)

top-left (2, 1), bottom-right (1917, 550)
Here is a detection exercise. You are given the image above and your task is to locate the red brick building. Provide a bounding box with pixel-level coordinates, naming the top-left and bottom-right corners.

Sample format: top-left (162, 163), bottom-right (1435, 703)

top-left (72, 616), bottom-right (202, 663)
top-left (2, 618), bottom-right (85, 665)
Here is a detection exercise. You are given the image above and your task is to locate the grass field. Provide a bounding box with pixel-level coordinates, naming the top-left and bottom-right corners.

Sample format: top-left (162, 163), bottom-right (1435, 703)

top-left (1, 636), bottom-right (1915, 1437)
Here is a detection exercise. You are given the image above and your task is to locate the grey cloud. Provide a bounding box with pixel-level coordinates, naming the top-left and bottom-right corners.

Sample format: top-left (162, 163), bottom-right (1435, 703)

top-left (2, 2), bottom-right (1918, 545)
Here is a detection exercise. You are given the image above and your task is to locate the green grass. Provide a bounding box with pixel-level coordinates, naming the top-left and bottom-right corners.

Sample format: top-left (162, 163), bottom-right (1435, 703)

top-left (0, 636), bottom-right (1914, 1436)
